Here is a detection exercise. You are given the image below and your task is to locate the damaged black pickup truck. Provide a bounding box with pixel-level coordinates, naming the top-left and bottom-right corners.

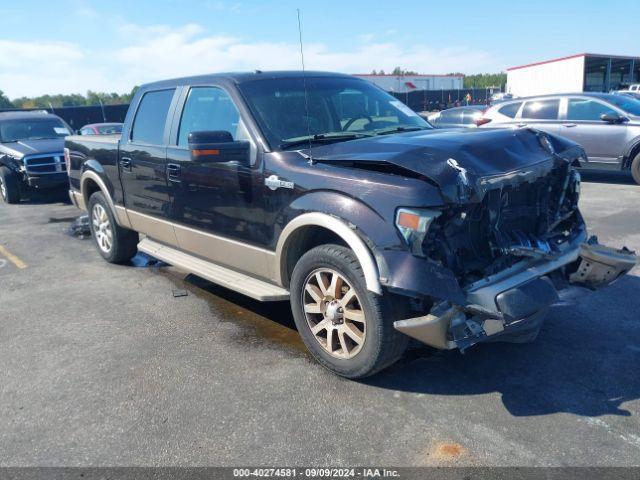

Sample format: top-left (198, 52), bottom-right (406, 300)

top-left (65, 72), bottom-right (637, 378)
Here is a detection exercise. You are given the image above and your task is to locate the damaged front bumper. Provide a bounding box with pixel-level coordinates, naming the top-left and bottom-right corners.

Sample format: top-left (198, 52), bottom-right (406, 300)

top-left (393, 233), bottom-right (637, 351)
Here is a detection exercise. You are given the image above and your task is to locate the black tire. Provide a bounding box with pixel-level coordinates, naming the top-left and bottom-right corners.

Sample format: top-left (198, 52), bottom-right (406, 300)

top-left (88, 191), bottom-right (138, 263)
top-left (290, 244), bottom-right (409, 379)
top-left (0, 166), bottom-right (21, 204)
top-left (631, 152), bottom-right (640, 185)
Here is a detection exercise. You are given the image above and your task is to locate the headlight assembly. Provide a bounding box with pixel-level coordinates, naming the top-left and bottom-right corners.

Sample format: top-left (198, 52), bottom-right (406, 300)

top-left (395, 208), bottom-right (440, 256)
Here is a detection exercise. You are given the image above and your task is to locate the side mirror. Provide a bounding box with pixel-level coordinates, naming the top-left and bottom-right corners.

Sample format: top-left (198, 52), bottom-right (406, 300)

top-left (601, 113), bottom-right (627, 124)
top-left (188, 130), bottom-right (250, 164)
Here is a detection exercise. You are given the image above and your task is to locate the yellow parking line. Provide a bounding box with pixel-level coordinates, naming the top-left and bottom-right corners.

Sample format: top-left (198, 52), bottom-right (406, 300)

top-left (0, 245), bottom-right (27, 269)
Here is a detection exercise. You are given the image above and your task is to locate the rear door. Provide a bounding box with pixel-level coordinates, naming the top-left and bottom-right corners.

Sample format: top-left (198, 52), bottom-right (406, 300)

top-left (560, 97), bottom-right (627, 166)
top-left (517, 98), bottom-right (561, 135)
top-left (119, 88), bottom-right (178, 244)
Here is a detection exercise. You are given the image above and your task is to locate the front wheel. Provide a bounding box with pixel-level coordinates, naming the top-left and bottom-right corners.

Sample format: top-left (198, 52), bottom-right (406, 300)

top-left (290, 244), bottom-right (409, 378)
top-left (0, 166), bottom-right (21, 204)
top-left (88, 192), bottom-right (139, 263)
top-left (631, 152), bottom-right (640, 185)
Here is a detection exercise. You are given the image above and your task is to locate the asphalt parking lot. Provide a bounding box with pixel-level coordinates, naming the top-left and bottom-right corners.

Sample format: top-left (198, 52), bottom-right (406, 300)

top-left (0, 172), bottom-right (639, 467)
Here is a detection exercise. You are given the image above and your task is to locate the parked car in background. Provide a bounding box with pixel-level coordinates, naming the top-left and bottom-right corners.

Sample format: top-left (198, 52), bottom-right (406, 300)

top-left (65, 71), bottom-right (636, 378)
top-left (79, 122), bottom-right (123, 135)
top-left (0, 111), bottom-right (71, 203)
top-left (616, 91), bottom-right (640, 101)
top-left (490, 92), bottom-right (515, 104)
top-left (478, 93), bottom-right (640, 184)
top-left (425, 105), bottom-right (485, 129)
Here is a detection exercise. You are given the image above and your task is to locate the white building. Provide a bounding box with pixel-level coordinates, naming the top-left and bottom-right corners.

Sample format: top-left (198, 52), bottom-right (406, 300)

top-left (355, 74), bottom-right (464, 93)
top-left (507, 53), bottom-right (640, 97)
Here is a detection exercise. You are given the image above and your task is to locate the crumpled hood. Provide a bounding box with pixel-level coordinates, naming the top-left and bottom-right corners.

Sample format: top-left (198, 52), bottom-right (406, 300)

top-left (312, 128), bottom-right (583, 203)
top-left (0, 138), bottom-right (65, 158)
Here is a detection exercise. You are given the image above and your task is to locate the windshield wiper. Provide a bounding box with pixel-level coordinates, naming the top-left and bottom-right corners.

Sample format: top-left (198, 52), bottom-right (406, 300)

top-left (374, 126), bottom-right (430, 136)
top-left (279, 132), bottom-right (374, 150)
top-left (18, 137), bottom-right (60, 141)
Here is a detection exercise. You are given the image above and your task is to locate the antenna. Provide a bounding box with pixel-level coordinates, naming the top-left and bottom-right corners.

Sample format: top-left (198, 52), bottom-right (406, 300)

top-left (297, 8), bottom-right (314, 164)
top-left (99, 99), bottom-right (107, 123)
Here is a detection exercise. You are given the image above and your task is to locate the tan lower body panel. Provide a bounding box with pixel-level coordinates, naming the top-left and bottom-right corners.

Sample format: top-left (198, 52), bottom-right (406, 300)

top-left (125, 209), bottom-right (276, 283)
top-left (69, 189), bottom-right (86, 210)
top-left (126, 210), bottom-right (178, 246)
top-left (172, 221), bottom-right (275, 281)
top-left (138, 237), bottom-right (289, 301)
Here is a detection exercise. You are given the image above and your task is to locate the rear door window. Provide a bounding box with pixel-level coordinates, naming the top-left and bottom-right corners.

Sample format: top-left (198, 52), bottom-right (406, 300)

top-left (566, 98), bottom-right (617, 121)
top-left (131, 89), bottom-right (175, 145)
top-left (521, 99), bottom-right (560, 120)
top-left (498, 102), bottom-right (522, 118)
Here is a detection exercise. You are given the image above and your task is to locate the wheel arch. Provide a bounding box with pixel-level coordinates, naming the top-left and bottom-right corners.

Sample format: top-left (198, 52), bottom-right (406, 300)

top-left (623, 137), bottom-right (640, 169)
top-left (275, 212), bottom-right (382, 295)
top-left (80, 169), bottom-right (131, 228)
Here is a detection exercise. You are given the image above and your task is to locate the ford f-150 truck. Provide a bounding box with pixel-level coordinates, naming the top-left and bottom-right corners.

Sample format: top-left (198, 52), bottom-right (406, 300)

top-left (0, 111), bottom-right (72, 203)
top-left (65, 71), bottom-right (637, 378)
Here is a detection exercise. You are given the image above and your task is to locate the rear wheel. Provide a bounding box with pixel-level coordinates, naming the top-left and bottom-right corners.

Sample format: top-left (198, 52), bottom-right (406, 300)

top-left (88, 191), bottom-right (138, 263)
top-left (290, 244), bottom-right (409, 378)
top-left (631, 152), bottom-right (640, 185)
top-left (0, 166), bottom-right (21, 204)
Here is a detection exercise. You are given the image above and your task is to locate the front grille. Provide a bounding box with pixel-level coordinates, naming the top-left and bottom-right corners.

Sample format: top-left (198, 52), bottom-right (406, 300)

top-left (23, 153), bottom-right (66, 174)
top-left (423, 164), bottom-right (580, 285)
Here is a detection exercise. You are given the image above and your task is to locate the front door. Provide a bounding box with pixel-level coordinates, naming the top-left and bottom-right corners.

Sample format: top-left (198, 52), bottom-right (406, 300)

top-left (560, 97), bottom-right (628, 167)
top-left (165, 86), bottom-right (268, 275)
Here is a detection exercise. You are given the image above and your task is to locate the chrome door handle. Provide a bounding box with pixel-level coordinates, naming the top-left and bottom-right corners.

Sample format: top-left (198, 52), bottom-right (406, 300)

top-left (562, 123), bottom-right (577, 127)
top-left (516, 123), bottom-right (527, 128)
top-left (166, 163), bottom-right (181, 182)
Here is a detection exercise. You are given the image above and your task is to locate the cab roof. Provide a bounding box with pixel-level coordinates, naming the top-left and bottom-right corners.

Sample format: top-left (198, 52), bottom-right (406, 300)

top-left (139, 71), bottom-right (356, 90)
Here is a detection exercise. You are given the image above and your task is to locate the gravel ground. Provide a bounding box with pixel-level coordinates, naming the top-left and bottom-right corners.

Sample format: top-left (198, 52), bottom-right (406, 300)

top-left (0, 172), bottom-right (638, 467)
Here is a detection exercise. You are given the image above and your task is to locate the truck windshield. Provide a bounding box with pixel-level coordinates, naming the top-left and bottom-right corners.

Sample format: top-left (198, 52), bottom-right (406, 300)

top-left (0, 118), bottom-right (71, 143)
top-left (238, 77), bottom-right (431, 150)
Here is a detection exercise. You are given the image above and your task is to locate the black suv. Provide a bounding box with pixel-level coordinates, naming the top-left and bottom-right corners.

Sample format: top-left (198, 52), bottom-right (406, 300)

top-left (0, 111), bottom-right (71, 203)
top-left (65, 72), bottom-right (636, 378)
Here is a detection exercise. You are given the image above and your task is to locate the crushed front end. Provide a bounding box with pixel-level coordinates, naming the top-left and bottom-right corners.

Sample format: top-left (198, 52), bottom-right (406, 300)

top-left (392, 138), bottom-right (637, 351)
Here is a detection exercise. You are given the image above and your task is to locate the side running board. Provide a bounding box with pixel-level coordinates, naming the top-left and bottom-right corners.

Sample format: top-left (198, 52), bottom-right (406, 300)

top-left (138, 237), bottom-right (290, 302)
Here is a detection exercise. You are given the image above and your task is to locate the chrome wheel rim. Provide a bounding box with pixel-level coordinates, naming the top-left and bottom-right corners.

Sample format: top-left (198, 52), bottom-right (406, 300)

top-left (302, 268), bottom-right (366, 359)
top-left (92, 204), bottom-right (113, 253)
top-left (0, 178), bottom-right (6, 200)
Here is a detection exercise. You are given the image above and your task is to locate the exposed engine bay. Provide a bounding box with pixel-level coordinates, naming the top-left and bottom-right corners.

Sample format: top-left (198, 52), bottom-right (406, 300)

top-left (423, 160), bottom-right (582, 286)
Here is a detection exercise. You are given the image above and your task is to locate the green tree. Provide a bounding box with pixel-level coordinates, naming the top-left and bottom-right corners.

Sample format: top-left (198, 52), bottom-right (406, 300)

top-left (463, 73), bottom-right (507, 89)
top-left (11, 90), bottom-right (134, 108)
top-left (391, 67), bottom-right (418, 76)
top-left (0, 90), bottom-right (14, 108)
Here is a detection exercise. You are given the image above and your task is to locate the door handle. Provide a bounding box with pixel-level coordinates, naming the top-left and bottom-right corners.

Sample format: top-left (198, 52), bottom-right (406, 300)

top-left (562, 123), bottom-right (577, 128)
top-left (516, 123), bottom-right (528, 128)
top-left (120, 157), bottom-right (132, 172)
top-left (166, 163), bottom-right (181, 182)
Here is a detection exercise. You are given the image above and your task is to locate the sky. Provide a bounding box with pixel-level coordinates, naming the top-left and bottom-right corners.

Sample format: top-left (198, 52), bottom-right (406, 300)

top-left (1, 0), bottom-right (639, 99)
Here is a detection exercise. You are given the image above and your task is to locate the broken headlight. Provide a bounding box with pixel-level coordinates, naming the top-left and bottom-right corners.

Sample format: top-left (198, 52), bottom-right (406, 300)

top-left (395, 208), bottom-right (440, 256)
